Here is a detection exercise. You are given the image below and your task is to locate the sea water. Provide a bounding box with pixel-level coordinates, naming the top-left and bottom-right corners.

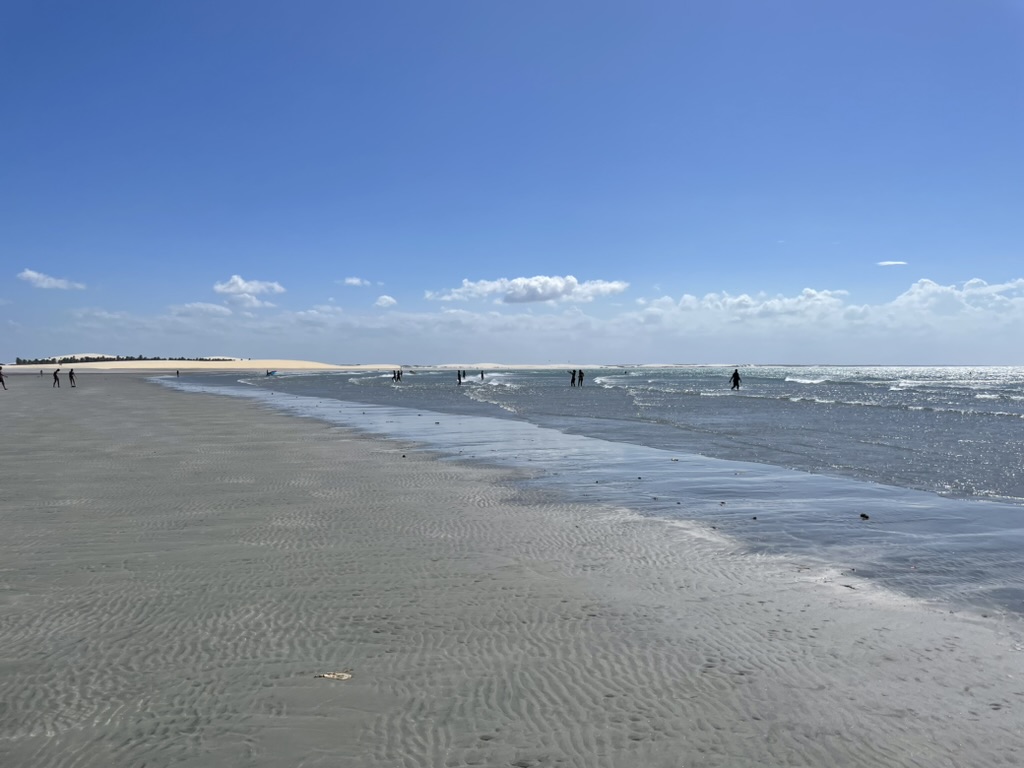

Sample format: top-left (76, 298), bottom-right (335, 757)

top-left (164, 365), bottom-right (1024, 619)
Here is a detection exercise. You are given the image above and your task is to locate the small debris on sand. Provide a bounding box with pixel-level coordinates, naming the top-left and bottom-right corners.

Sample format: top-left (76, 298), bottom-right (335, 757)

top-left (315, 669), bottom-right (353, 681)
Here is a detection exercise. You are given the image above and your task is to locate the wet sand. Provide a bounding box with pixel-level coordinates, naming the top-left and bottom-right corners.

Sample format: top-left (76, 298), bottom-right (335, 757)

top-left (1, 375), bottom-right (1022, 767)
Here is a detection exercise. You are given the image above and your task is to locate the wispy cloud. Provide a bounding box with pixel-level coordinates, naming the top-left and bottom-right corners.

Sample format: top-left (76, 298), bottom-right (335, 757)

top-left (877, 261), bottom-right (907, 267)
top-left (426, 275), bottom-right (629, 303)
top-left (231, 294), bottom-right (278, 309)
top-left (18, 268), bottom-right (86, 290)
top-left (375, 295), bottom-right (397, 308)
top-left (171, 302), bottom-right (233, 317)
top-left (344, 277), bottom-right (371, 287)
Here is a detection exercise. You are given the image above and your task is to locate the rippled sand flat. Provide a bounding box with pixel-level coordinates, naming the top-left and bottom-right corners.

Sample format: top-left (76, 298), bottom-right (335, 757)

top-left (1, 375), bottom-right (1021, 767)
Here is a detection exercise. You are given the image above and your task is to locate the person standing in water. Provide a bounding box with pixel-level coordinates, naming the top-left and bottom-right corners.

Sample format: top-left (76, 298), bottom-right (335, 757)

top-left (52, 369), bottom-right (60, 388)
top-left (578, 370), bottom-right (585, 387)
top-left (730, 368), bottom-right (742, 390)
top-left (68, 368), bottom-right (76, 387)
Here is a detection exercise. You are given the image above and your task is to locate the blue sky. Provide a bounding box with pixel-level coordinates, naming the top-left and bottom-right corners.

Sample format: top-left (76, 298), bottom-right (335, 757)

top-left (3, 1), bottom-right (1023, 365)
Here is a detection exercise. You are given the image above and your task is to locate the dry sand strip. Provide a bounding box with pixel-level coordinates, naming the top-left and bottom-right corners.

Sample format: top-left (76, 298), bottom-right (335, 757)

top-left (1, 358), bottom-right (374, 374)
top-left (1, 375), bottom-right (1022, 767)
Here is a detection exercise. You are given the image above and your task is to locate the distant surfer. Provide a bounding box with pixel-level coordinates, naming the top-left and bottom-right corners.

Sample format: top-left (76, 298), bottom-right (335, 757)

top-left (730, 369), bottom-right (741, 390)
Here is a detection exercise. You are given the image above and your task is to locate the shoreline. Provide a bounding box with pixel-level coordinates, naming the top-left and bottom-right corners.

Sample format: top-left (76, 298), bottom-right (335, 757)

top-left (0, 360), bottom-right (625, 375)
top-left (1, 375), bottom-right (1022, 766)
top-left (5, 360), bottom-right (1015, 376)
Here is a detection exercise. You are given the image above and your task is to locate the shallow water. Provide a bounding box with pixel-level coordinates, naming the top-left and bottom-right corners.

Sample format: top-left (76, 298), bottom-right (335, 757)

top-left (162, 365), bottom-right (1024, 619)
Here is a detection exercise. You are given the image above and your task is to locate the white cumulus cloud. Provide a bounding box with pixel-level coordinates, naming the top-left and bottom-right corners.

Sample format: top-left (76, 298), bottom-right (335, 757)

top-left (426, 275), bottom-right (629, 303)
top-left (18, 268), bottom-right (86, 290)
top-left (888, 278), bottom-right (1024, 318)
top-left (213, 275), bottom-right (285, 295)
top-left (212, 274), bottom-right (284, 309)
top-left (375, 295), bottom-right (397, 308)
top-left (622, 279), bottom-right (1024, 351)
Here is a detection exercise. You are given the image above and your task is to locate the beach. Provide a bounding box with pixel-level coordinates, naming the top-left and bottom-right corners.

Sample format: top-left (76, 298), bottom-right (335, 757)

top-left (1, 358), bottom-right (385, 374)
top-left (1, 374), bottom-right (1022, 767)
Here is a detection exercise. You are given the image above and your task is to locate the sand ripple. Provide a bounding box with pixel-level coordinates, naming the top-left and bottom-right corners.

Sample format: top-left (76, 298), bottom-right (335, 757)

top-left (1, 376), bottom-right (1022, 766)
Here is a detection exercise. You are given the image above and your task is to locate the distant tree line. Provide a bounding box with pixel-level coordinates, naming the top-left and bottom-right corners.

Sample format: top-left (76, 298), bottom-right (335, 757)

top-left (15, 355), bottom-right (237, 365)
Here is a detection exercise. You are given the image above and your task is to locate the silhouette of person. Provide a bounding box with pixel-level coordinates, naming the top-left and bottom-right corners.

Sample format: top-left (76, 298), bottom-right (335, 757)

top-left (730, 369), bottom-right (741, 390)
top-left (52, 369), bottom-right (60, 388)
top-left (68, 368), bottom-right (76, 388)
top-left (578, 370), bottom-right (585, 387)
top-left (0, 366), bottom-right (7, 391)
top-left (176, 370), bottom-right (179, 377)
top-left (480, 371), bottom-right (484, 380)
top-left (569, 369), bottom-right (576, 387)
top-left (457, 370), bottom-right (462, 385)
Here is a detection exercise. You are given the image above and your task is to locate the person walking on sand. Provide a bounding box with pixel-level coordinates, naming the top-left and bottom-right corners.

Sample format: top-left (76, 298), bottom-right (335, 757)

top-left (52, 369), bottom-right (60, 388)
top-left (730, 368), bottom-right (741, 390)
top-left (0, 366), bottom-right (7, 390)
top-left (68, 368), bottom-right (76, 387)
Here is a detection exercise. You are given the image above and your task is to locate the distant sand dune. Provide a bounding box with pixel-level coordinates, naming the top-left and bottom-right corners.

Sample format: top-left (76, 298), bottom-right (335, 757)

top-left (3, 358), bottom-right (383, 372)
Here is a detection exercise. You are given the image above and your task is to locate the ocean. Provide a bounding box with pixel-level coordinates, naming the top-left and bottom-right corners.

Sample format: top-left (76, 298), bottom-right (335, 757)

top-left (165, 365), bottom-right (1024, 620)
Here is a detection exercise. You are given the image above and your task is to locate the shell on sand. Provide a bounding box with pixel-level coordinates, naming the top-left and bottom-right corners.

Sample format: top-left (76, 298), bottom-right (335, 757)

top-left (315, 671), bottom-right (352, 681)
